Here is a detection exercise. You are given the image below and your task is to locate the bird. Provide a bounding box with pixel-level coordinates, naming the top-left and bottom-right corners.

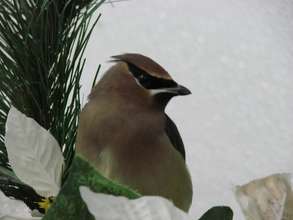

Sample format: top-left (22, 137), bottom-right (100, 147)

top-left (76, 53), bottom-right (193, 212)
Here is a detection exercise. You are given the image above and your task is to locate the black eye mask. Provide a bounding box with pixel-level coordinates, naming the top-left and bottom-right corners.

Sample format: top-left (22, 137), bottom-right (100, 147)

top-left (127, 63), bottom-right (177, 89)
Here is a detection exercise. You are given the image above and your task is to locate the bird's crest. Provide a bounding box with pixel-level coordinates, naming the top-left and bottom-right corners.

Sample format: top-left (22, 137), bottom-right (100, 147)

top-left (111, 53), bottom-right (172, 80)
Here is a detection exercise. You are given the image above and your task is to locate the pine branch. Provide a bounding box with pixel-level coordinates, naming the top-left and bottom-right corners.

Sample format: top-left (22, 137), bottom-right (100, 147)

top-left (0, 0), bottom-right (105, 175)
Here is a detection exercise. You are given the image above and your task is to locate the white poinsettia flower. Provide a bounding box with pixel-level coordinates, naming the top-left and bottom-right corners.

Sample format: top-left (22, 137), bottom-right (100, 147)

top-left (0, 190), bottom-right (41, 220)
top-left (0, 106), bottom-right (65, 218)
top-left (80, 186), bottom-right (192, 220)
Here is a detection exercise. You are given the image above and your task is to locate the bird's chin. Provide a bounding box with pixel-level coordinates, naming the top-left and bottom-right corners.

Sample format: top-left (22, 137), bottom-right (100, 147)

top-left (153, 93), bottom-right (175, 110)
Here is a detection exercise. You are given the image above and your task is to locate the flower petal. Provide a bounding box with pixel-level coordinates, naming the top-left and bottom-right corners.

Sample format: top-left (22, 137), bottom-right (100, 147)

top-left (0, 190), bottom-right (41, 220)
top-left (79, 186), bottom-right (192, 220)
top-left (5, 107), bottom-right (64, 197)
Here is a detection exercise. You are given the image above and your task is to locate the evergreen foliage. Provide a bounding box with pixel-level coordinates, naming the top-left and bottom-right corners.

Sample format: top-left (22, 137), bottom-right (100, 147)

top-left (0, 0), bottom-right (104, 177)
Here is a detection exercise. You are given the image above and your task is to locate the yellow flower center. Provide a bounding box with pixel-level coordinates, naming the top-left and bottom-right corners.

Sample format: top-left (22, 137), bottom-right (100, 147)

top-left (37, 197), bottom-right (55, 213)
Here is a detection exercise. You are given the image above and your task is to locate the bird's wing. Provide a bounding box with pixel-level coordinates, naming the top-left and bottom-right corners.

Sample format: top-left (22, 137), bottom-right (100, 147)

top-left (164, 114), bottom-right (186, 161)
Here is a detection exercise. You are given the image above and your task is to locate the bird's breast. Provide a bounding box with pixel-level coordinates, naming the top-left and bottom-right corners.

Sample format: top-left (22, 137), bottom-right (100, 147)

top-left (80, 99), bottom-right (192, 211)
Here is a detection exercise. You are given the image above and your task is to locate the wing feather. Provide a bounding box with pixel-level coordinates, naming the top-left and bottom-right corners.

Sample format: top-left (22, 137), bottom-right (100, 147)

top-left (165, 114), bottom-right (186, 160)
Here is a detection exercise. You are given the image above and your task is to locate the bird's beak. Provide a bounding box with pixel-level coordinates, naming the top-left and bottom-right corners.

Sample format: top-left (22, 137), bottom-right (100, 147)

top-left (166, 84), bottom-right (192, 96)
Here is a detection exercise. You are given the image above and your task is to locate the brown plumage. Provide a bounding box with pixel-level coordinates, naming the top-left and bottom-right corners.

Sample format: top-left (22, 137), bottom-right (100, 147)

top-left (111, 53), bottom-right (172, 79)
top-left (76, 53), bottom-right (193, 211)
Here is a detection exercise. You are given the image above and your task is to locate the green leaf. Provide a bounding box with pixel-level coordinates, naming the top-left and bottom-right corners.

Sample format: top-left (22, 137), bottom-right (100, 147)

top-left (199, 206), bottom-right (233, 220)
top-left (43, 155), bottom-right (140, 220)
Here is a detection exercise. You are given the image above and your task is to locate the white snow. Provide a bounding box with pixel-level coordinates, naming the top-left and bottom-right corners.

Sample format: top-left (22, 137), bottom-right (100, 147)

top-left (82, 0), bottom-right (293, 219)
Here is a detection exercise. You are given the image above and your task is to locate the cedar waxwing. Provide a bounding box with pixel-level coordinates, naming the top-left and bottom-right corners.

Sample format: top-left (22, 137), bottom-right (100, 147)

top-left (76, 53), bottom-right (193, 212)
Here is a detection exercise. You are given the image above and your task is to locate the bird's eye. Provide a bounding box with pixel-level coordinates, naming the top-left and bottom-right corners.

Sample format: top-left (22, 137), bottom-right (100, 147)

top-left (128, 63), bottom-right (176, 89)
top-left (138, 74), bottom-right (146, 80)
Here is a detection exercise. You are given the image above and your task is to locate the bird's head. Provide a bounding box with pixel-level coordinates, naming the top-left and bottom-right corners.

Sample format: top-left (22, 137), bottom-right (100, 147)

top-left (107, 53), bottom-right (191, 109)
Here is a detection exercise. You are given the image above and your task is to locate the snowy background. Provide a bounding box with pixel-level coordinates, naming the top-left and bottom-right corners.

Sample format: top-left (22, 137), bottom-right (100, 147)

top-left (81, 0), bottom-right (293, 219)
